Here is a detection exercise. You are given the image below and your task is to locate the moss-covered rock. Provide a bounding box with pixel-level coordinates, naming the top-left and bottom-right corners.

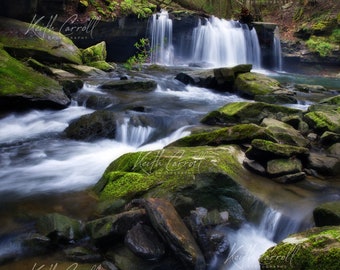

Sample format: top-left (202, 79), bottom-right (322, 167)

top-left (234, 72), bottom-right (282, 98)
top-left (0, 17), bottom-right (82, 64)
top-left (82, 41), bottom-right (107, 63)
top-left (93, 145), bottom-right (267, 222)
top-left (100, 79), bottom-right (157, 92)
top-left (201, 101), bottom-right (302, 126)
top-left (267, 158), bottom-right (303, 177)
top-left (246, 139), bottom-right (309, 161)
top-left (313, 201), bottom-right (340, 227)
top-left (62, 64), bottom-right (106, 77)
top-left (259, 226), bottom-right (340, 270)
top-left (87, 60), bottom-right (116, 72)
top-left (304, 110), bottom-right (340, 134)
top-left (0, 45), bottom-right (70, 111)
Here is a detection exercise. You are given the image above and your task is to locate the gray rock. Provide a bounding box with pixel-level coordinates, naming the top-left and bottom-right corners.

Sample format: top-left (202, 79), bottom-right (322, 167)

top-left (307, 152), bottom-right (340, 175)
top-left (272, 172), bottom-right (306, 184)
top-left (313, 201), bottom-right (340, 226)
top-left (267, 158), bottom-right (303, 177)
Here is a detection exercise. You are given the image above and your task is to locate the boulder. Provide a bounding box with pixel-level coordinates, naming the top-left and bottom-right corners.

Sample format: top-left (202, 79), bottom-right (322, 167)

top-left (294, 84), bottom-right (327, 93)
top-left (100, 79), bottom-right (157, 92)
top-left (64, 110), bottom-right (118, 141)
top-left (313, 201), bottom-right (340, 226)
top-left (233, 72), bottom-right (282, 98)
top-left (82, 41), bottom-right (107, 63)
top-left (259, 226), bottom-right (340, 270)
top-left (307, 152), bottom-right (340, 176)
top-left (261, 118), bottom-right (309, 147)
top-left (304, 110), bottom-right (340, 134)
top-left (87, 60), bottom-right (116, 72)
top-left (0, 17), bottom-right (82, 64)
top-left (320, 131), bottom-right (340, 146)
top-left (36, 213), bottom-right (83, 244)
top-left (327, 143), bottom-right (340, 158)
top-left (201, 101), bottom-right (302, 126)
top-left (170, 123), bottom-right (274, 147)
top-left (272, 172), bottom-right (306, 184)
top-left (213, 67), bottom-right (235, 90)
top-left (0, 46), bottom-right (70, 111)
top-left (85, 209), bottom-right (147, 246)
top-left (267, 158), bottom-right (303, 177)
top-left (124, 223), bottom-right (165, 260)
top-left (246, 139), bottom-right (309, 161)
top-left (64, 246), bottom-right (102, 263)
top-left (62, 64), bottom-right (106, 77)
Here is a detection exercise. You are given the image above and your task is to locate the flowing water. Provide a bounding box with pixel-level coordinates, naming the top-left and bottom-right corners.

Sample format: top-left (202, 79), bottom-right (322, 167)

top-left (1, 11), bottom-right (340, 269)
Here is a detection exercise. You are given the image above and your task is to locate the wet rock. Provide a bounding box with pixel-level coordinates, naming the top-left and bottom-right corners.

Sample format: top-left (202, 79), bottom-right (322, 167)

top-left (313, 201), bottom-right (340, 226)
top-left (320, 131), bottom-right (340, 146)
top-left (175, 72), bottom-right (197, 85)
top-left (0, 46), bottom-right (70, 111)
top-left (100, 80), bottom-right (157, 92)
top-left (267, 158), bottom-right (303, 177)
top-left (124, 223), bottom-right (165, 260)
top-left (243, 158), bottom-right (267, 176)
top-left (128, 198), bottom-right (206, 270)
top-left (219, 196), bottom-right (246, 226)
top-left (64, 110), bottom-right (118, 141)
top-left (294, 84), bottom-right (327, 93)
top-left (261, 118), bottom-right (309, 147)
top-left (246, 139), bottom-right (309, 161)
top-left (304, 110), bottom-right (340, 134)
top-left (307, 152), bottom-right (340, 175)
top-left (231, 64), bottom-right (252, 75)
top-left (327, 143), bottom-right (340, 158)
top-left (64, 246), bottom-right (102, 263)
top-left (0, 17), bottom-right (83, 64)
top-left (259, 226), bottom-right (340, 270)
top-left (254, 93), bottom-right (297, 104)
top-left (22, 233), bottom-right (51, 254)
top-left (36, 213), bottom-right (83, 244)
top-left (213, 67), bottom-right (235, 90)
top-left (85, 209), bottom-right (147, 246)
top-left (201, 101), bottom-right (302, 126)
top-left (233, 72), bottom-right (282, 99)
top-left (272, 172), bottom-right (306, 184)
top-left (85, 95), bottom-right (115, 110)
top-left (61, 80), bottom-right (84, 96)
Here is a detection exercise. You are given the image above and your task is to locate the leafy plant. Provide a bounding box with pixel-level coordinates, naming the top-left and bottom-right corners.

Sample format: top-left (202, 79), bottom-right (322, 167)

top-left (306, 36), bottom-right (333, 57)
top-left (124, 38), bottom-right (151, 70)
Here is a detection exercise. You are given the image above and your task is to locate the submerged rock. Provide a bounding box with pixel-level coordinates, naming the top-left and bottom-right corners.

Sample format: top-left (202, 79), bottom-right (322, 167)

top-left (259, 226), bottom-right (340, 270)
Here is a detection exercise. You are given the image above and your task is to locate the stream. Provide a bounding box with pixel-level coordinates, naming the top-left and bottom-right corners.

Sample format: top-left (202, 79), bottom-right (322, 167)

top-left (1, 10), bottom-right (340, 270)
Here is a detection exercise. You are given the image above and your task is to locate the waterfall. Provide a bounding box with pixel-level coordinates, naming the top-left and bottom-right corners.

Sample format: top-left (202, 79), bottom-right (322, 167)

top-left (273, 26), bottom-right (283, 71)
top-left (149, 10), bottom-right (174, 65)
top-left (115, 118), bottom-right (155, 147)
top-left (191, 17), bottom-right (261, 68)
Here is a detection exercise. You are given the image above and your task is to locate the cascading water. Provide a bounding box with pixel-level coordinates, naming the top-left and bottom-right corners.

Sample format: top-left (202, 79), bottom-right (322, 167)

top-left (191, 17), bottom-right (261, 68)
top-left (149, 10), bottom-right (174, 65)
top-left (115, 117), bottom-right (156, 147)
top-left (149, 12), bottom-right (262, 68)
top-left (273, 26), bottom-right (283, 71)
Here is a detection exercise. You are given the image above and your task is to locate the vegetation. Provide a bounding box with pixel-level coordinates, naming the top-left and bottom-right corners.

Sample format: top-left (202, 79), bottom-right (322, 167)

top-left (306, 36), bottom-right (333, 57)
top-left (124, 38), bottom-right (151, 70)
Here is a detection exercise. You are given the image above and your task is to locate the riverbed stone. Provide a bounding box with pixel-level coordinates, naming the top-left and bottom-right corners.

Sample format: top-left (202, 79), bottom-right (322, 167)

top-left (201, 101), bottom-right (302, 126)
top-left (0, 17), bottom-right (82, 64)
top-left (327, 143), bottom-right (340, 157)
top-left (64, 110), bottom-right (118, 141)
top-left (124, 223), bottom-right (165, 260)
top-left (294, 83), bottom-right (327, 93)
top-left (259, 226), bottom-right (340, 270)
top-left (36, 213), bottom-right (83, 243)
top-left (267, 158), bottom-right (303, 177)
top-left (233, 72), bottom-right (282, 98)
top-left (304, 110), bottom-right (340, 134)
top-left (64, 246), bottom-right (102, 263)
top-left (307, 152), bottom-right (340, 175)
top-left (0, 46), bottom-right (70, 111)
top-left (246, 139), bottom-right (309, 161)
top-left (320, 131), bottom-right (340, 146)
top-left (261, 118), bottom-right (309, 147)
top-left (272, 172), bottom-right (306, 184)
top-left (313, 201), bottom-right (340, 226)
top-left (100, 79), bottom-right (157, 92)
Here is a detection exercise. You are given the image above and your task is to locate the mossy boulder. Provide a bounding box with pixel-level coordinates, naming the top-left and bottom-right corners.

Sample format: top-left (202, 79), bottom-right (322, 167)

top-left (259, 226), bottom-right (340, 270)
top-left (246, 139), bottom-right (309, 161)
top-left (93, 145), bottom-right (267, 222)
top-left (62, 64), bottom-right (106, 77)
top-left (233, 72), bottom-right (281, 98)
top-left (313, 201), bottom-right (340, 227)
top-left (0, 45), bottom-right (70, 111)
top-left (0, 17), bottom-right (82, 64)
top-left (267, 158), bottom-right (303, 177)
top-left (100, 79), bottom-right (157, 92)
top-left (87, 60), bottom-right (116, 72)
top-left (82, 41), bottom-right (107, 63)
top-left (64, 110), bottom-right (118, 141)
top-left (304, 110), bottom-right (340, 134)
top-left (169, 123), bottom-right (274, 147)
top-left (201, 101), bottom-right (302, 126)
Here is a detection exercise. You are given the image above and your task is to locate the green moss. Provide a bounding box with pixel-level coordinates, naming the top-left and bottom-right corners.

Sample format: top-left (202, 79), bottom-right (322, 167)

top-left (304, 111), bottom-right (340, 133)
top-left (87, 60), bottom-right (115, 71)
top-left (82, 41), bottom-right (107, 64)
top-left (306, 36), bottom-right (334, 57)
top-left (251, 139), bottom-right (309, 157)
top-left (0, 45), bottom-right (61, 95)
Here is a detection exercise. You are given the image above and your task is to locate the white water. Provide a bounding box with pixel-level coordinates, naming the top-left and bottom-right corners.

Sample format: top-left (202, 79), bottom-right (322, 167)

top-left (273, 26), bottom-right (283, 71)
top-left (150, 10), bottom-right (174, 65)
top-left (149, 12), bottom-right (262, 68)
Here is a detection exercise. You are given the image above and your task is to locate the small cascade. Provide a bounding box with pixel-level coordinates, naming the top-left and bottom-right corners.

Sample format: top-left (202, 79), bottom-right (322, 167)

top-left (273, 26), bottom-right (283, 71)
top-left (149, 10), bottom-right (174, 65)
top-left (115, 118), bottom-right (155, 147)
